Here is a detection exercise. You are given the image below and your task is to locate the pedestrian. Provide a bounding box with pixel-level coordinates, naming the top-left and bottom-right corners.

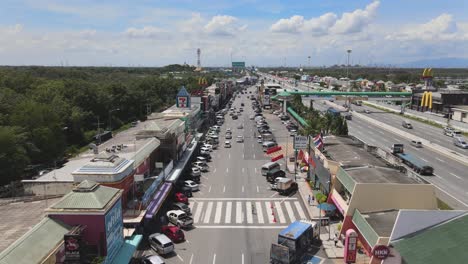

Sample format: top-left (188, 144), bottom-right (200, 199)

top-left (311, 194), bottom-right (315, 205)
top-left (334, 233), bottom-right (339, 247)
top-left (307, 195), bottom-right (311, 205)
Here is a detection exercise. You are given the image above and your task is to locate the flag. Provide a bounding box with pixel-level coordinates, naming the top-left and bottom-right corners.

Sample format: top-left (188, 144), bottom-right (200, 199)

top-left (313, 134), bottom-right (323, 150)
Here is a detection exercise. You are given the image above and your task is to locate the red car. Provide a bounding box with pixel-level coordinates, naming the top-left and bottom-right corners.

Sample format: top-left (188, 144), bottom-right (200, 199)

top-left (175, 192), bottom-right (188, 204)
top-left (161, 225), bottom-right (185, 243)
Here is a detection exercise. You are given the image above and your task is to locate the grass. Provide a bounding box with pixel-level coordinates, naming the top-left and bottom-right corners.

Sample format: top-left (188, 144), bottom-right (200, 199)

top-left (437, 198), bottom-right (453, 210)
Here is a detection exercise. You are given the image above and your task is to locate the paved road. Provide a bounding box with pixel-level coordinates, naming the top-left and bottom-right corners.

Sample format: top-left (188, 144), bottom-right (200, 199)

top-left (259, 72), bottom-right (468, 208)
top-left (156, 85), bottom-right (325, 264)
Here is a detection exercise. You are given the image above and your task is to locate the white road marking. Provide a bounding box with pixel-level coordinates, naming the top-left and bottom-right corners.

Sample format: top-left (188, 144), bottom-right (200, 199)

top-left (243, 153), bottom-right (245, 158)
top-left (213, 254), bottom-right (216, 264)
top-left (229, 153), bottom-right (231, 159)
top-left (434, 174), bottom-right (443, 179)
top-left (214, 168), bottom-right (217, 173)
top-left (242, 253), bottom-right (244, 264)
top-left (246, 202), bottom-right (253, 224)
top-left (208, 185), bottom-right (212, 192)
top-left (189, 202), bottom-right (194, 212)
top-left (450, 173), bottom-right (462, 179)
top-left (189, 254), bottom-right (194, 264)
top-left (266, 202), bottom-right (274, 223)
top-left (236, 202), bottom-right (243, 223)
top-left (420, 157), bottom-right (429, 162)
top-left (226, 167), bottom-right (229, 173)
top-left (214, 202), bottom-right (223, 223)
top-left (177, 254), bottom-right (184, 262)
top-left (256, 202), bottom-right (264, 224)
top-left (270, 192), bottom-right (278, 198)
top-left (253, 153), bottom-right (256, 159)
top-left (284, 202), bottom-right (296, 222)
top-left (197, 225), bottom-right (288, 229)
top-left (202, 175), bottom-right (209, 180)
top-left (242, 167), bottom-right (245, 173)
top-left (225, 202), bottom-right (232, 224)
top-left (294, 201), bottom-right (307, 220)
top-left (436, 157), bottom-right (444, 162)
top-left (255, 168), bottom-right (257, 173)
top-left (204, 202), bottom-right (214, 223)
top-left (193, 202), bottom-right (204, 223)
top-left (257, 186), bottom-right (259, 192)
top-left (223, 185), bottom-right (226, 192)
top-left (378, 130), bottom-right (384, 135)
top-left (242, 186), bottom-right (245, 192)
top-left (193, 197), bottom-right (298, 201)
top-left (275, 201), bottom-right (286, 223)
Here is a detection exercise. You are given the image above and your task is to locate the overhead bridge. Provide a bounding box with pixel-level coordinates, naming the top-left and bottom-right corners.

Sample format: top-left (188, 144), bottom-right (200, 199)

top-left (286, 91), bottom-right (412, 97)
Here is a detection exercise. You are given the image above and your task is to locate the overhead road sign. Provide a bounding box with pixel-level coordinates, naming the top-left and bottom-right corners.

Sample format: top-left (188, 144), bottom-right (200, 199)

top-left (232, 62), bottom-right (245, 68)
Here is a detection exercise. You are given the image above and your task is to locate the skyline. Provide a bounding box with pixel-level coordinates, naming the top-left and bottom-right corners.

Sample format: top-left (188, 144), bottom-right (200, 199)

top-left (0, 0), bottom-right (467, 67)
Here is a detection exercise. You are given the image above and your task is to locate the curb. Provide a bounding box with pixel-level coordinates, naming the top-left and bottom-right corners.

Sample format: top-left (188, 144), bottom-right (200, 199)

top-left (352, 111), bottom-right (468, 167)
top-left (298, 181), bottom-right (317, 219)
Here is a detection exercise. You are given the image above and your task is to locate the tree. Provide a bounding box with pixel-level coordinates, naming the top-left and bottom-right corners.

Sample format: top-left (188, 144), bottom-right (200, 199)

top-left (0, 126), bottom-right (30, 185)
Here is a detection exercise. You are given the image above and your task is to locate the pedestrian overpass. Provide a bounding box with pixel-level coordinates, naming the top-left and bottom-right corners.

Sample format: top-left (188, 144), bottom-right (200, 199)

top-left (287, 91), bottom-right (412, 98)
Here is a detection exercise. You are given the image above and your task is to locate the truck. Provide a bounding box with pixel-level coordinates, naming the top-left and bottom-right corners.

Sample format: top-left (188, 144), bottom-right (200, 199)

top-left (391, 144), bottom-right (434, 175)
top-left (266, 169), bottom-right (286, 183)
top-left (270, 220), bottom-right (319, 264)
top-left (275, 178), bottom-right (298, 195)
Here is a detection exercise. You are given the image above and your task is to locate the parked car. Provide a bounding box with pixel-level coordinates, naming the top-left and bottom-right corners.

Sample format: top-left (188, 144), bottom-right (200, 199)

top-left (237, 124), bottom-right (244, 129)
top-left (139, 255), bottom-right (165, 264)
top-left (174, 192), bottom-right (188, 204)
top-left (190, 167), bottom-right (201, 178)
top-left (225, 134), bottom-right (232, 139)
top-left (167, 210), bottom-right (193, 228)
top-left (192, 161), bottom-right (209, 172)
top-left (184, 180), bottom-right (199, 191)
top-left (236, 136), bottom-right (244, 143)
top-left (224, 140), bottom-right (232, 148)
top-left (198, 153), bottom-right (212, 161)
top-left (148, 233), bottom-right (174, 255)
top-left (172, 202), bottom-right (191, 215)
top-left (161, 225), bottom-right (185, 243)
top-left (201, 144), bottom-right (213, 151)
top-left (249, 115), bottom-right (255, 120)
top-left (200, 148), bottom-right (210, 155)
top-left (232, 115), bottom-right (238, 120)
top-left (280, 115), bottom-right (290, 121)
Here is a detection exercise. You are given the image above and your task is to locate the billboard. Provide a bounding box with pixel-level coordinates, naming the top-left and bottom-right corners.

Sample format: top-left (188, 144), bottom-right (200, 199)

top-left (104, 199), bottom-right (124, 264)
top-left (232, 61), bottom-right (245, 68)
top-left (64, 233), bottom-right (82, 263)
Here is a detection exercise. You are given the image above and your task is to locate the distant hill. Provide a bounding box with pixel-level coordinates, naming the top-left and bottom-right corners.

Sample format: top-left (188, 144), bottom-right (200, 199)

top-left (399, 58), bottom-right (468, 68)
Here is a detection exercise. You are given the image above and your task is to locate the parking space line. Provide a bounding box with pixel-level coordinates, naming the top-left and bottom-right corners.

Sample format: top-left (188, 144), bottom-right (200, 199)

top-left (223, 186), bottom-right (226, 192)
top-left (213, 254), bottom-right (216, 264)
top-left (450, 173), bottom-right (461, 179)
top-left (203, 202), bottom-right (213, 223)
top-left (242, 186), bottom-right (244, 192)
top-left (242, 253), bottom-right (244, 264)
top-left (213, 168), bottom-right (217, 173)
top-left (189, 254), bottom-right (194, 264)
top-left (257, 186), bottom-right (259, 192)
top-left (208, 185), bottom-right (212, 192)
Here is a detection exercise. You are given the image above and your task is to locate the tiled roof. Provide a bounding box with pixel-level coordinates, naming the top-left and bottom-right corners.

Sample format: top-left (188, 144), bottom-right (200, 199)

top-left (0, 218), bottom-right (71, 264)
top-left (49, 180), bottom-right (120, 210)
top-left (392, 213), bottom-right (468, 264)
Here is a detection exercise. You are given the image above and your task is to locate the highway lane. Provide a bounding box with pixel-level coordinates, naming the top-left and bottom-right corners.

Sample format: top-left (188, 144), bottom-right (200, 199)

top-left (163, 85), bottom-right (311, 264)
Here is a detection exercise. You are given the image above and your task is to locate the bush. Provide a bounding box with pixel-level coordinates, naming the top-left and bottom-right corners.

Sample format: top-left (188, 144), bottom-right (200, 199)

top-left (315, 192), bottom-right (327, 204)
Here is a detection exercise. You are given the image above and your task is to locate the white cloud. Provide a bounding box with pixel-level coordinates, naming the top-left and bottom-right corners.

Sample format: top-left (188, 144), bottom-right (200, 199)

top-left (204, 15), bottom-right (245, 36)
top-left (330, 1), bottom-right (380, 34)
top-left (270, 1), bottom-right (379, 35)
top-left (28, 0), bottom-right (123, 21)
top-left (124, 26), bottom-right (166, 38)
top-left (270, 15), bottom-right (304, 33)
top-left (386, 13), bottom-right (461, 41)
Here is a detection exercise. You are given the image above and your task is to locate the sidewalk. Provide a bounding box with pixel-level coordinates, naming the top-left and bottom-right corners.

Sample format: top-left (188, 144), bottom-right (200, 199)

top-left (296, 171), bottom-right (344, 259)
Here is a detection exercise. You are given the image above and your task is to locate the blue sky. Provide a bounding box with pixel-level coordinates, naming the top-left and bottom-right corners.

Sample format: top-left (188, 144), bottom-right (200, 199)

top-left (0, 0), bottom-right (467, 66)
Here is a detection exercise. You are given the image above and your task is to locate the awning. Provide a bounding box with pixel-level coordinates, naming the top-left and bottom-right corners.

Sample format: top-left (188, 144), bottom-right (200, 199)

top-left (110, 234), bottom-right (143, 264)
top-left (144, 182), bottom-right (172, 221)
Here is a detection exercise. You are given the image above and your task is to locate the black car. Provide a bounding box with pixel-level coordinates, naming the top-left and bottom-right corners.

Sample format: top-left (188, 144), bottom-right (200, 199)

top-left (232, 115), bottom-right (238, 120)
top-left (241, 103), bottom-right (244, 106)
top-left (199, 153), bottom-right (212, 161)
top-left (266, 170), bottom-right (286, 183)
top-left (280, 115), bottom-right (290, 121)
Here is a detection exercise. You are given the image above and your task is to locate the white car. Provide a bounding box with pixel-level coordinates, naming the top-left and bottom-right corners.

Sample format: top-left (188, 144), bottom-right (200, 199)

top-left (224, 140), bottom-right (232, 148)
top-left (249, 115), bottom-right (254, 120)
top-left (202, 144), bottom-right (213, 151)
top-left (167, 210), bottom-right (193, 228)
top-left (226, 128), bottom-right (232, 133)
top-left (237, 124), bottom-right (244, 129)
top-left (200, 148), bottom-right (210, 155)
top-left (141, 255), bottom-right (165, 264)
top-left (225, 134), bottom-right (232, 139)
top-left (192, 161), bottom-right (209, 172)
top-left (190, 167), bottom-right (201, 177)
top-left (184, 180), bottom-right (199, 191)
top-left (236, 136), bottom-right (244, 143)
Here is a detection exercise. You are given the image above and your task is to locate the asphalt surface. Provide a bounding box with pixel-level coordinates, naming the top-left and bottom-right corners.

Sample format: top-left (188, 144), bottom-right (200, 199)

top-left (259, 72), bottom-right (468, 208)
top-left (153, 85), bottom-right (325, 264)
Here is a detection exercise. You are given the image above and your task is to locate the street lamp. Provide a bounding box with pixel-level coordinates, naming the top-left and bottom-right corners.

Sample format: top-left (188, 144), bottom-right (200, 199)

top-left (346, 49), bottom-right (352, 78)
top-left (108, 108), bottom-right (120, 131)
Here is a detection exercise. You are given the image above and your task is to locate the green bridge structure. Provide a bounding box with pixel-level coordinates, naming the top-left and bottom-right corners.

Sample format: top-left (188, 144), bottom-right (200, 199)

top-left (286, 91), bottom-right (412, 97)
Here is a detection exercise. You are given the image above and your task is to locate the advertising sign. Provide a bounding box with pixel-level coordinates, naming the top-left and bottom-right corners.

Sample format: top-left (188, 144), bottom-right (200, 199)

top-left (270, 243), bottom-right (289, 263)
top-left (177, 96), bottom-right (189, 108)
top-left (372, 245), bottom-right (390, 259)
top-left (104, 199), bottom-right (124, 264)
top-left (64, 233), bottom-right (82, 263)
top-left (294, 136), bottom-right (308, 149)
top-left (344, 229), bottom-right (358, 263)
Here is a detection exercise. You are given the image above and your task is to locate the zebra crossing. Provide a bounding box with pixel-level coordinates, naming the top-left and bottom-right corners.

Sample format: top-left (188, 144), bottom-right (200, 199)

top-left (188, 198), bottom-right (307, 227)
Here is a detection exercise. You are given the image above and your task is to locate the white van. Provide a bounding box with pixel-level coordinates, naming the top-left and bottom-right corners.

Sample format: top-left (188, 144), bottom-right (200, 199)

top-left (261, 162), bottom-right (281, 176)
top-left (148, 233), bottom-right (174, 255)
top-left (262, 141), bottom-right (277, 152)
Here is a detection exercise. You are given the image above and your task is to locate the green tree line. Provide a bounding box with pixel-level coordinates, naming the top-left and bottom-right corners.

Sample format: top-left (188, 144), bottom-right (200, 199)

top-left (0, 65), bottom-right (229, 186)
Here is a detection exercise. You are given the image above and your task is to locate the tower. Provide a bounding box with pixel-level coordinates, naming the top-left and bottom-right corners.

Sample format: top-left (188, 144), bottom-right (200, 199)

top-left (195, 48), bottom-right (202, 71)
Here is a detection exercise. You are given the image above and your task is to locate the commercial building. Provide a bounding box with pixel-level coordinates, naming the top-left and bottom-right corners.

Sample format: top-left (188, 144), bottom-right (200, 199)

top-left (0, 181), bottom-right (141, 264)
top-left (451, 105), bottom-right (468, 123)
top-left (411, 89), bottom-right (468, 114)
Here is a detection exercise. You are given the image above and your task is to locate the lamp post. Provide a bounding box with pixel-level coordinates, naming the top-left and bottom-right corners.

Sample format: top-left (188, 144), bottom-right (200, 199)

top-left (346, 49), bottom-right (352, 78)
top-left (108, 108), bottom-right (120, 131)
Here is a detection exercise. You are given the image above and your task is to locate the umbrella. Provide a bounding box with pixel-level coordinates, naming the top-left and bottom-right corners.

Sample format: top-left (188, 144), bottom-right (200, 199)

top-left (317, 203), bottom-right (336, 211)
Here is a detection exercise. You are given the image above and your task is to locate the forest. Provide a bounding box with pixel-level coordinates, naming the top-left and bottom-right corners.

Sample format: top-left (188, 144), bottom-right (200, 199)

top-left (0, 65), bottom-right (229, 186)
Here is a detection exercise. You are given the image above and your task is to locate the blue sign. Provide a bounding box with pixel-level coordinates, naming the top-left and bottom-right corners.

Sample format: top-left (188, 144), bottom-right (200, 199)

top-left (104, 199), bottom-right (124, 264)
top-left (176, 86), bottom-right (191, 108)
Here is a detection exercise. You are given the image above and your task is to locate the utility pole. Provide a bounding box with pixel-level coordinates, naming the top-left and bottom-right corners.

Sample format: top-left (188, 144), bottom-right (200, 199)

top-left (346, 49), bottom-right (352, 78)
top-left (95, 116), bottom-right (103, 145)
top-left (308, 56), bottom-right (311, 69)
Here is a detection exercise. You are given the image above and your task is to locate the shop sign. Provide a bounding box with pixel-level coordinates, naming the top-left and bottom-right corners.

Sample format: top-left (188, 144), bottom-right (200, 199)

top-left (294, 136), bottom-right (308, 149)
top-left (344, 229), bottom-right (358, 263)
top-left (104, 199), bottom-right (124, 264)
top-left (311, 217), bottom-right (329, 226)
top-left (372, 245), bottom-right (390, 259)
top-left (64, 233), bottom-right (82, 263)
